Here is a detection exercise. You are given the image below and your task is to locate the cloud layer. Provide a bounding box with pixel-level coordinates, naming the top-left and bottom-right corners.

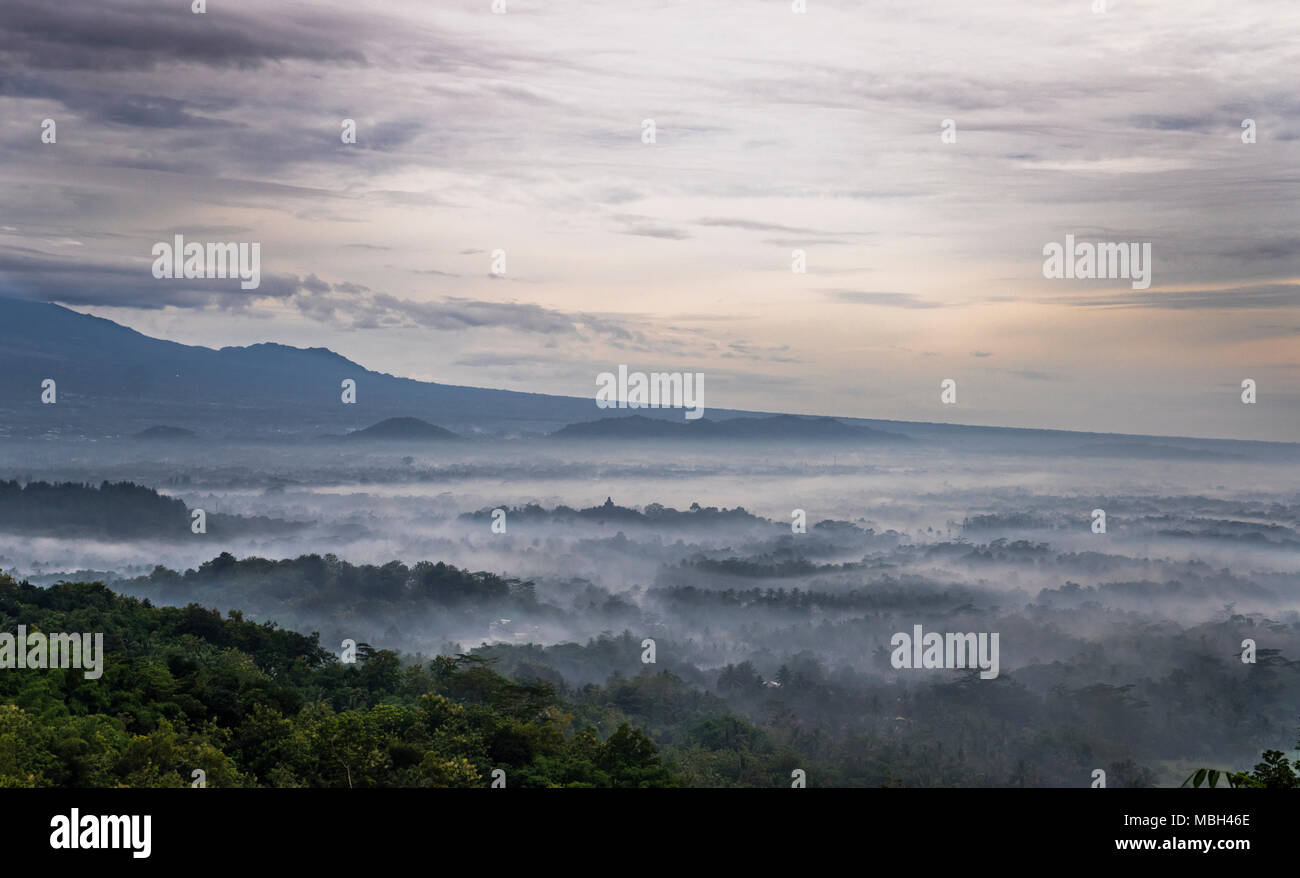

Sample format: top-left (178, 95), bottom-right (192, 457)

top-left (1, 0), bottom-right (1297, 439)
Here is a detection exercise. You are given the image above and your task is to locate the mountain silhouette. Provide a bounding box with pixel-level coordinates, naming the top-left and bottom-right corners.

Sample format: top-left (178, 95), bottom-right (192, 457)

top-left (1, 297), bottom-right (1290, 455)
top-left (551, 414), bottom-right (910, 441)
top-left (0, 296), bottom-right (612, 437)
top-left (346, 417), bottom-right (460, 440)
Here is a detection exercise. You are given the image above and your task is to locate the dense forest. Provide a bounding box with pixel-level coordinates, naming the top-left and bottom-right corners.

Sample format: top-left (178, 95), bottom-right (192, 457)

top-left (0, 480), bottom-right (302, 539)
top-left (461, 498), bottom-right (772, 528)
top-left (0, 480), bottom-right (190, 538)
top-left (134, 552), bottom-right (526, 609)
top-left (0, 571), bottom-right (781, 787)
top-left (8, 562), bottom-right (1296, 787)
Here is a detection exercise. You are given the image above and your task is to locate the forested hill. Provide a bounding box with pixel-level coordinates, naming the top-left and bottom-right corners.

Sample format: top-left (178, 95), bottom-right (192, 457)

top-left (0, 573), bottom-right (676, 787)
top-left (0, 480), bottom-right (303, 539)
top-left (0, 480), bottom-right (188, 537)
top-left (3, 572), bottom-right (1295, 787)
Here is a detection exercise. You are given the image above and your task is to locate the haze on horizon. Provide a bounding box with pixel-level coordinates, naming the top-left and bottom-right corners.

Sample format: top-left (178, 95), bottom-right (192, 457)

top-left (1, 0), bottom-right (1297, 441)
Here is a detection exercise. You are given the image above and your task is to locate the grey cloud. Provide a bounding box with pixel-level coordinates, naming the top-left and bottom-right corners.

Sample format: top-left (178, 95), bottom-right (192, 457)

top-left (697, 217), bottom-right (831, 235)
top-left (353, 120), bottom-right (431, 153)
top-left (0, 0), bottom-right (367, 71)
top-left (721, 342), bottom-right (802, 364)
top-left (762, 238), bottom-right (854, 247)
top-left (156, 224), bottom-right (253, 238)
top-left (1214, 238), bottom-right (1300, 262)
top-left (299, 275), bottom-right (331, 294)
top-left (490, 84), bottom-right (563, 106)
top-left (369, 294), bottom-right (584, 334)
top-left (454, 352), bottom-right (567, 368)
top-left (620, 225), bottom-right (690, 240)
top-left (823, 290), bottom-right (944, 309)
top-left (611, 214), bottom-right (689, 240)
top-left (1056, 284), bottom-right (1300, 311)
top-left (0, 245), bottom-right (296, 309)
top-left (0, 73), bottom-right (234, 128)
top-left (289, 283), bottom-right (641, 344)
top-left (1124, 114), bottom-right (1224, 133)
top-left (595, 187), bottom-right (644, 205)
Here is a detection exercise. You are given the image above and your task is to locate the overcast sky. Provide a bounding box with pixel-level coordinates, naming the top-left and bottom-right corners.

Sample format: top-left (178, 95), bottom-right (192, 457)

top-left (1, 0), bottom-right (1297, 440)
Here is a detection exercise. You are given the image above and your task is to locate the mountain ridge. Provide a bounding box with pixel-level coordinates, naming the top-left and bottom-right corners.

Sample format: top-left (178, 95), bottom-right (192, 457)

top-left (0, 297), bottom-right (1294, 452)
top-left (552, 414), bottom-right (911, 441)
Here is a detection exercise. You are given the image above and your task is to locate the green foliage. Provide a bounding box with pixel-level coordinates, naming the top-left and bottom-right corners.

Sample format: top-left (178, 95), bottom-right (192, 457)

top-left (0, 480), bottom-right (189, 538)
top-left (0, 572), bottom-right (674, 788)
top-left (0, 481), bottom-right (297, 539)
top-left (1183, 729), bottom-right (1300, 789)
top-left (134, 553), bottom-right (520, 612)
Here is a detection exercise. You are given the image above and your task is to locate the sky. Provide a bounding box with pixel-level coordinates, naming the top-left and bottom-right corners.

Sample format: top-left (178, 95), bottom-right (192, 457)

top-left (1, 0), bottom-right (1297, 441)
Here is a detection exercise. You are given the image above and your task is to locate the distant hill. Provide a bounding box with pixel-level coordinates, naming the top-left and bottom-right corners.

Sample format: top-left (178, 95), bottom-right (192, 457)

top-left (461, 497), bottom-right (771, 527)
top-left (551, 415), bottom-right (683, 439)
top-left (696, 414), bottom-right (909, 441)
top-left (346, 417), bottom-right (460, 440)
top-left (0, 480), bottom-right (307, 539)
top-left (1064, 441), bottom-right (1238, 461)
top-left (0, 296), bottom-right (615, 438)
top-left (551, 414), bottom-right (911, 442)
top-left (1, 297), bottom-right (1293, 453)
top-left (133, 425), bottom-right (197, 440)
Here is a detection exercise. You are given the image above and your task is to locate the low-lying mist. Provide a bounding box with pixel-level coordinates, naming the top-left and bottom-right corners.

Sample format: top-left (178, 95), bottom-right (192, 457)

top-left (1, 432), bottom-right (1297, 786)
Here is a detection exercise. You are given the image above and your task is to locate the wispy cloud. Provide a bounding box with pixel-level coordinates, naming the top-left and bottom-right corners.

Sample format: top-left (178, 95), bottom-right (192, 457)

top-left (822, 290), bottom-right (944, 309)
top-left (1054, 283), bottom-right (1300, 311)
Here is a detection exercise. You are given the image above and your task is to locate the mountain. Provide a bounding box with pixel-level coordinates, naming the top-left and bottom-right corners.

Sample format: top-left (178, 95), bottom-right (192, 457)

top-left (550, 414), bottom-right (684, 439)
top-left (551, 414), bottom-right (911, 441)
top-left (0, 297), bottom-right (1293, 457)
top-left (696, 414), bottom-right (909, 441)
top-left (345, 417), bottom-right (460, 440)
top-left (1064, 441), bottom-right (1238, 461)
top-left (0, 296), bottom-right (617, 438)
